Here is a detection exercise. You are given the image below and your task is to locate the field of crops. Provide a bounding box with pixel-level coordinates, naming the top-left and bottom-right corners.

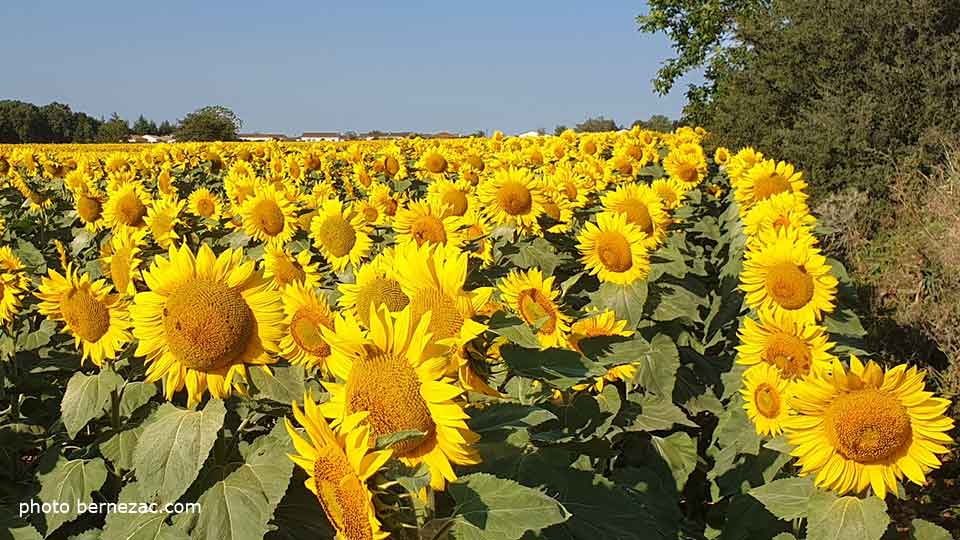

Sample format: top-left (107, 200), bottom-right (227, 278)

top-left (0, 128), bottom-right (953, 540)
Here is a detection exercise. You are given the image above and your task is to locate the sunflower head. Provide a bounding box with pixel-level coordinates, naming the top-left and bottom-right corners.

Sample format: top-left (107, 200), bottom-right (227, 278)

top-left (740, 363), bottom-right (791, 437)
top-left (577, 212), bottom-right (650, 285)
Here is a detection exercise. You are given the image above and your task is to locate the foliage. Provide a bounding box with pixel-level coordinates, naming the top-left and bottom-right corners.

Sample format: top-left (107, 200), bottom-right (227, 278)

top-left (174, 105), bottom-right (243, 141)
top-left (574, 116), bottom-right (618, 133)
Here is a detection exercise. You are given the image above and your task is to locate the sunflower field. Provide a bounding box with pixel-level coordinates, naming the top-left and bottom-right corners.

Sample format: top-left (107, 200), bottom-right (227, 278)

top-left (0, 128), bottom-right (954, 540)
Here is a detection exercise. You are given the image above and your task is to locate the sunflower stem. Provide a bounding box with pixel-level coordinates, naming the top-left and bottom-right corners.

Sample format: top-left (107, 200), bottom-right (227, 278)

top-left (110, 387), bottom-right (121, 431)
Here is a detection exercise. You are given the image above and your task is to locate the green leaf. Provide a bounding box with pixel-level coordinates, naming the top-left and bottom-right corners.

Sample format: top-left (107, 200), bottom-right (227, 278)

top-left (623, 395), bottom-right (695, 432)
top-left (100, 426), bottom-right (144, 471)
top-left (101, 482), bottom-right (189, 540)
top-left (509, 237), bottom-right (564, 275)
top-left (375, 429), bottom-right (426, 450)
top-left (469, 403), bottom-right (556, 434)
top-left (248, 365), bottom-right (306, 404)
top-left (177, 423), bottom-right (294, 540)
top-left (132, 400), bottom-right (225, 505)
top-left (21, 319), bottom-right (57, 351)
top-left (61, 369), bottom-right (124, 438)
top-left (807, 490), bottom-right (889, 540)
top-left (748, 477), bottom-right (814, 520)
top-left (632, 334), bottom-right (681, 398)
top-left (588, 281), bottom-right (648, 326)
top-left (448, 473), bottom-right (569, 540)
top-left (500, 345), bottom-right (604, 388)
top-left (651, 432), bottom-right (697, 491)
top-left (119, 382), bottom-right (158, 417)
top-left (488, 313), bottom-right (542, 350)
top-left (909, 519), bottom-right (952, 540)
top-left (14, 239), bottom-right (45, 272)
top-left (0, 507), bottom-right (42, 540)
top-left (37, 457), bottom-right (108, 535)
top-left (650, 282), bottom-right (706, 323)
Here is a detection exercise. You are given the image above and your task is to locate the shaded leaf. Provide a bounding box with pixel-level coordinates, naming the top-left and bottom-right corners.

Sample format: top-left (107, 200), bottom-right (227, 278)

top-left (62, 369), bottom-right (123, 438)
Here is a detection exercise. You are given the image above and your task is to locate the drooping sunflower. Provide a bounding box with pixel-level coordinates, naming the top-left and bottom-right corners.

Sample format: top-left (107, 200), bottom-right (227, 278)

top-left (426, 178), bottom-right (474, 217)
top-left (0, 247), bottom-right (29, 326)
top-left (280, 283), bottom-right (336, 371)
top-left (740, 363), bottom-right (792, 437)
top-left (736, 310), bottom-right (836, 381)
top-left (73, 191), bottom-right (105, 232)
top-left (338, 249), bottom-right (410, 327)
top-left (187, 187), bottom-right (223, 220)
top-left (476, 167), bottom-right (546, 235)
top-left (145, 195), bottom-right (184, 250)
top-left (36, 264), bottom-right (132, 367)
top-left (740, 227), bottom-right (838, 325)
top-left (734, 159), bottom-right (807, 214)
top-left (601, 183), bottom-right (670, 249)
top-left (130, 244), bottom-right (284, 407)
top-left (320, 305), bottom-right (481, 490)
top-left (785, 357), bottom-right (955, 498)
top-left (262, 244), bottom-right (321, 290)
top-left (497, 268), bottom-right (571, 348)
top-left (102, 181), bottom-right (151, 232)
top-left (417, 148), bottom-right (449, 176)
top-left (310, 199), bottom-right (373, 272)
top-left (392, 198), bottom-right (465, 249)
top-left (743, 192), bottom-right (817, 242)
top-left (286, 398), bottom-right (392, 540)
top-left (239, 183), bottom-right (299, 246)
top-left (577, 211), bottom-right (650, 285)
top-left (714, 147), bottom-right (731, 167)
top-left (100, 227), bottom-right (147, 297)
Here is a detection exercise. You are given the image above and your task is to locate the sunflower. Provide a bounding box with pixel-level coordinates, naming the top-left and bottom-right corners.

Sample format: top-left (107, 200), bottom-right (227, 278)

top-left (73, 191), bottom-right (105, 232)
top-left (145, 195), bottom-right (184, 249)
top-left (740, 227), bottom-right (838, 325)
top-left (577, 212), bottom-right (650, 285)
top-left (740, 363), bottom-right (792, 437)
top-left (714, 147), bottom-right (731, 166)
top-left (320, 305), bottom-right (481, 489)
top-left (286, 398), bottom-right (391, 540)
top-left (743, 192), bottom-right (817, 242)
top-left (651, 178), bottom-right (687, 211)
top-left (224, 168), bottom-right (257, 206)
top-left (338, 250), bottom-right (410, 328)
top-left (36, 264), bottom-right (132, 367)
top-left (379, 145), bottom-right (408, 180)
top-left (188, 187), bottom-right (223, 220)
top-left (662, 143), bottom-right (707, 189)
top-left (572, 364), bottom-right (639, 393)
top-left (310, 199), bottom-right (373, 272)
top-left (100, 228), bottom-right (147, 297)
top-left (426, 178), bottom-right (473, 217)
top-left (540, 189), bottom-right (575, 234)
top-left (565, 309), bottom-right (633, 353)
top-left (461, 207), bottom-right (494, 265)
top-left (130, 244), bottom-right (284, 407)
top-left (476, 167), bottom-right (546, 235)
top-left (366, 182), bottom-right (401, 225)
top-left (392, 198), bottom-right (465, 249)
top-left (280, 283), bottom-right (336, 371)
top-left (239, 183), bottom-right (299, 246)
top-left (0, 247), bottom-right (29, 326)
top-left (262, 244), bottom-right (321, 290)
top-left (497, 268), bottom-right (571, 348)
top-left (418, 148), bottom-right (449, 176)
top-left (736, 310), bottom-right (836, 381)
top-left (727, 147), bottom-right (764, 187)
top-left (549, 163), bottom-right (591, 209)
top-left (785, 357), bottom-right (955, 498)
top-left (102, 181), bottom-right (151, 232)
top-left (735, 159), bottom-right (807, 214)
top-left (601, 183), bottom-right (670, 248)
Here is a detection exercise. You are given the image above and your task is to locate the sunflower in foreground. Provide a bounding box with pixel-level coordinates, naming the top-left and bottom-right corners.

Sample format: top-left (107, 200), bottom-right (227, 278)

top-left (577, 211), bottom-right (650, 285)
top-left (736, 310), bottom-right (835, 381)
top-left (310, 198), bottom-right (373, 272)
top-left (130, 243), bottom-right (284, 407)
top-left (497, 268), bottom-right (570, 348)
top-left (286, 397), bottom-right (391, 540)
top-left (740, 227), bottom-right (837, 325)
top-left (785, 357), bottom-right (955, 498)
top-left (280, 283), bottom-right (336, 372)
top-left (338, 250), bottom-right (410, 328)
top-left (102, 181), bottom-right (150, 232)
top-left (36, 264), bottom-right (132, 367)
top-left (477, 167), bottom-right (546, 235)
top-left (741, 363), bottom-right (791, 437)
top-left (73, 191), bottom-right (105, 232)
top-left (239, 183), bottom-right (299, 245)
top-left (320, 305), bottom-right (481, 489)
top-left (735, 159), bottom-right (807, 214)
top-left (601, 183), bottom-right (670, 248)
top-left (662, 143), bottom-right (707, 189)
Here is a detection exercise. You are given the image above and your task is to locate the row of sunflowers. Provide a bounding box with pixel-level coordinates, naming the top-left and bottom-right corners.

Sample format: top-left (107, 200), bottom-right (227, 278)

top-left (0, 128), bottom-right (953, 540)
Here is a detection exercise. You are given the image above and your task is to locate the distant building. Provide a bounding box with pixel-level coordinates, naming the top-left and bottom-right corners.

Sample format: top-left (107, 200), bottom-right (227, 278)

top-left (239, 133), bottom-right (289, 141)
top-left (126, 134), bottom-right (168, 143)
top-left (518, 131), bottom-right (541, 138)
top-left (299, 132), bottom-right (342, 142)
top-left (428, 132), bottom-right (459, 139)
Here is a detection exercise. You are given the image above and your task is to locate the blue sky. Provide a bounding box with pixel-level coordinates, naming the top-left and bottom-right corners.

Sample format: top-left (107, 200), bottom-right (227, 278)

top-left (1, 1), bottom-right (700, 135)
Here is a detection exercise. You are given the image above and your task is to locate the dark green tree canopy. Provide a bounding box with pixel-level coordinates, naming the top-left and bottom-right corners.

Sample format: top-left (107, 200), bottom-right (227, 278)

top-left (0, 100), bottom-right (103, 143)
top-left (96, 113), bottom-right (130, 143)
top-left (575, 116), bottom-right (619, 133)
top-left (174, 106), bottom-right (242, 141)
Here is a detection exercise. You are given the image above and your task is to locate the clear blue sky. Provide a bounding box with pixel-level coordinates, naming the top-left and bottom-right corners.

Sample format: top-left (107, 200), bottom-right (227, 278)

top-left (1, 1), bottom-right (700, 136)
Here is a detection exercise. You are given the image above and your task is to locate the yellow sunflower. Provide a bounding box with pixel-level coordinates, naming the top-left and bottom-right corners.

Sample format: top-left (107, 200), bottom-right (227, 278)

top-left (100, 228), bottom-right (147, 297)
top-left (497, 268), bottom-right (571, 348)
top-left (740, 227), bottom-right (838, 325)
top-left (239, 183), bottom-right (299, 246)
top-left (743, 192), bottom-right (817, 242)
top-left (577, 212), bottom-right (650, 285)
top-left (735, 159), bottom-right (807, 214)
top-left (785, 357), bottom-right (955, 498)
top-left (338, 249), bottom-right (410, 328)
top-left (0, 247), bottom-right (29, 326)
top-left (145, 195), bottom-right (184, 250)
top-left (565, 309), bottom-right (633, 353)
top-left (601, 183), bottom-right (670, 248)
top-left (662, 143), bottom-right (707, 189)
top-left (461, 207), bottom-right (494, 265)
top-left (102, 181), bottom-right (151, 232)
top-left (426, 178), bottom-right (474, 217)
top-left (187, 187), bottom-right (223, 220)
top-left (714, 147), bottom-right (731, 166)
top-left (130, 244), bottom-right (284, 407)
top-left (286, 398), bottom-right (391, 540)
top-left (280, 283), bottom-right (336, 371)
top-left (36, 264), bottom-right (132, 367)
top-left (392, 198), bottom-right (465, 249)
top-left (736, 310), bottom-right (836, 381)
top-left (476, 167), bottom-right (546, 235)
top-left (417, 148), bottom-right (449, 176)
top-left (727, 147), bottom-right (764, 186)
top-left (740, 363), bottom-right (792, 437)
top-left (262, 244), bottom-right (321, 290)
top-left (651, 178), bottom-right (687, 211)
top-left (549, 163), bottom-right (591, 209)
top-left (74, 191), bottom-right (105, 232)
top-left (320, 305), bottom-right (481, 490)
top-left (310, 199), bottom-right (373, 272)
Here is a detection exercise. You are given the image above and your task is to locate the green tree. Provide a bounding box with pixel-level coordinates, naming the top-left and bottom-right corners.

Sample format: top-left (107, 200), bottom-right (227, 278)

top-left (157, 120), bottom-right (176, 135)
top-left (632, 115), bottom-right (675, 132)
top-left (553, 125), bottom-right (568, 136)
top-left (575, 116), bottom-right (618, 133)
top-left (174, 106), bottom-right (242, 141)
top-left (96, 113), bottom-right (130, 143)
top-left (131, 115), bottom-right (159, 135)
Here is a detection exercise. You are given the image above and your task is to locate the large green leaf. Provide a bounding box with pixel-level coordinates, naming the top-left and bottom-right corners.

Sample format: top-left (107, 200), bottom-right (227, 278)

top-left (651, 432), bottom-right (697, 492)
top-left (448, 473), bottom-right (569, 540)
top-left (509, 237), bottom-right (565, 275)
top-left (500, 346), bottom-right (604, 388)
top-left (806, 490), bottom-right (889, 540)
top-left (118, 382), bottom-right (158, 417)
top-left (37, 457), bottom-right (108, 535)
top-left (468, 403), bottom-right (556, 434)
top-left (748, 476), bottom-right (814, 520)
top-left (588, 281), bottom-right (648, 326)
top-left (101, 483), bottom-right (189, 540)
top-left (132, 400), bottom-right (225, 505)
top-left (488, 313), bottom-right (543, 350)
top-left (249, 365), bottom-right (306, 404)
top-left (909, 519), bottom-right (952, 540)
top-left (61, 369), bottom-right (124, 438)
top-left (622, 395), bottom-right (696, 432)
top-left (100, 426), bottom-right (144, 471)
top-left (0, 507), bottom-right (42, 540)
top-left (632, 334), bottom-right (681, 398)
